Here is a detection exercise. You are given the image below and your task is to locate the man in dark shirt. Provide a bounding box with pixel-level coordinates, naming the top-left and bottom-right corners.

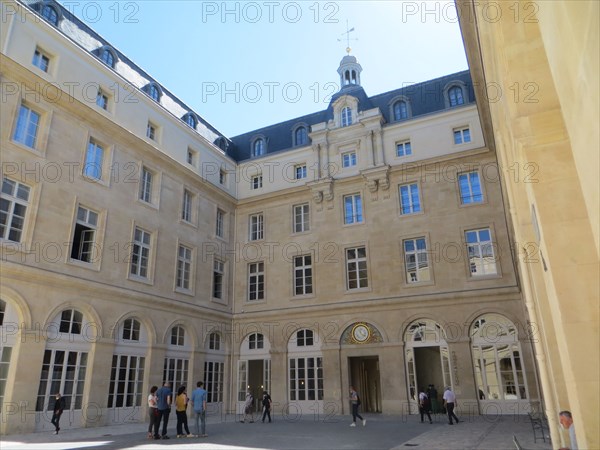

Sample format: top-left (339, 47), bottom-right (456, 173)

top-left (155, 382), bottom-right (172, 439)
top-left (51, 393), bottom-right (65, 434)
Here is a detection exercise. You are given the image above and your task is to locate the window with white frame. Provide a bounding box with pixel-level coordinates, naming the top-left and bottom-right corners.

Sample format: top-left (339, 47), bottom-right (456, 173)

top-left (294, 255), bottom-right (313, 296)
top-left (213, 259), bottom-right (224, 299)
top-left (396, 140), bottom-right (412, 157)
top-left (248, 333), bottom-right (264, 349)
top-left (465, 228), bottom-right (497, 276)
top-left (294, 127), bottom-right (308, 146)
top-left (171, 326), bottom-right (185, 346)
top-left (341, 107), bottom-right (352, 127)
top-left (342, 151), bottom-right (357, 168)
top-left (107, 354), bottom-right (144, 408)
top-left (399, 183), bottom-right (421, 215)
top-left (293, 203), bottom-right (309, 233)
top-left (130, 227), bottom-right (151, 279)
top-left (249, 213), bottom-right (264, 241)
top-left (295, 164), bottom-right (307, 180)
top-left (248, 262), bottom-right (265, 301)
top-left (70, 205), bottom-right (98, 263)
top-left (139, 167), bottom-right (153, 203)
top-left (251, 174), bottom-right (263, 190)
top-left (181, 189), bottom-right (193, 223)
top-left (146, 122), bottom-right (156, 141)
top-left (148, 84), bottom-right (161, 102)
top-left (13, 104), bottom-right (41, 149)
top-left (96, 89), bottom-right (108, 110)
top-left (209, 332), bottom-right (221, 350)
top-left (448, 86), bottom-right (465, 107)
top-left (204, 361), bottom-right (224, 403)
top-left (453, 127), bottom-right (471, 144)
top-left (163, 357), bottom-right (189, 395)
top-left (1, 177), bottom-right (31, 243)
top-left (393, 100), bottom-right (408, 121)
top-left (100, 48), bottom-right (115, 68)
top-left (216, 209), bottom-right (225, 238)
top-left (184, 113), bottom-right (197, 128)
top-left (403, 237), bottom-right (431, 283)
top-left (458, 171), bottom-right (483, 204)
top-left (176, 245), bottom-right (192, 290)
top-left (59, 309), bottom-right (83, 334)
top-left (343, 193), bottom-right (363, 224)
top-left (346, 246), bottom-right (368, 290)
top-left (122, 318), bottom-right (140, 341)
top-left (83, 139), bottom-right (104, 180)
top-left (32, 48), bottom-right (50, 72)
top-left (36, 350), bottom-right (88, 412)
top-left (289, 356), bottom-right (323, 401)
top-left (0, 346), bottom-right (12, 411)
top-left (252, 138), bottom-right (265, 157)
top-left (296, 329), bottom-right (314, 346)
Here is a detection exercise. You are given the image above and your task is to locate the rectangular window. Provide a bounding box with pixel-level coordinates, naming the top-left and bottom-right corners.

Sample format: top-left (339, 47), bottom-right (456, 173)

top-left (249, 213), bottom-right (264, 241)
top-left (130, 227), bottom-right (151, 278)
top-left (213, 259), bottom-right (224, 299)
top-left (219, 170), bottom-right (226, 185)
top-left (399, 183), bottom-right (421, 215)
top-left (342, 151), bottom-right (357, 168)
top-left (187, 148), bottom-right (197, 166)
top-left (343, 193), bottom-right (363, 224)
top-left (248, 262), bottom-right (265, 301)
top-left (96, 89), bottom-right (108, 110)
top-left (84, 139), bottom-right (104, 180)
top-left (403, 237), bottom-right (431, 283)
top-left (107, 355), bottom-right (145, 408)
top-left (204, 361), bottom-right (224, 403)
top-left (176, 244), bottom-right (192, 290)
top-left (251, 174), bottom-right (263, 190)
top-left (146, 122), bottom-right (156, 140)
top-left (36, 350), bottom-right (88, 411)
top-left (396, 140), bottom-right (412, 157)
top-left (466, 228), bottom-right (497, 276)
top-left (293, 203), bottom-right (310, 233)
top-left (346, 246), bottom-right (368, 290)
top-left (13, 104), bottom-right (41, 149)
top-left (294, 255), bottom-right (313, 296)
top-left (182, 189), bottom-right (193, 222)
top-left (139, 167), bottom-right (153, 203)
top-left (0, 346), bottom-right (12, 411)
top-left (458, 171), bottom-right (483, 204)
top-left (453, 127), bottom-right (471, 144)
top-left (295, 164), bottom-right (307, 180)
top-left (1, 177), bottom-right (30, 243)
top-left (163, 357), bottom-right (189, 396)
top-left (289, 357), bottom-right (323, 401)
top-left (216, 209), bottom-right (225, 238)
top-left (32, 48), bottom-right (50, 72)
top-left (70, 206), bottom-right (98, 263)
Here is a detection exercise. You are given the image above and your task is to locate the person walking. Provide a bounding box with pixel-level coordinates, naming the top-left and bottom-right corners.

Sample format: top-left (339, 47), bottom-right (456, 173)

top-left (442, 386), bottom-right (460, 425)
top-left (191, 381), bottom-right (208, 438)
top-left (349, 385), bottom-right (366, 427)
top-left (147, 386), bottom-right (158, 439)
top-left (155, 381), bottom-right (172, 439)
top-left (261, 391), bottom-right (272, 423)
top-left (419, 387), bottom-right (433, 424)
top-left (241, 390), bottom-right (254, 423)
top-left (50, 393), bottom-right (65, 435)
top-left (175, 385), bottom-right (192, 438)
top-left (427, 384), bottom-right (439, 414)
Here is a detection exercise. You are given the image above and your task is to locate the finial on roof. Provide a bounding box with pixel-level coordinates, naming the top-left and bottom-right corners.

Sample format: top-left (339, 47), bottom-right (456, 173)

top-left (338, 20), bottom-right (357, 55)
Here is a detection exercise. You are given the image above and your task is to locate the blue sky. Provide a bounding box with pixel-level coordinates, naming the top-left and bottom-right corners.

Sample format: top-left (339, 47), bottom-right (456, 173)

top-left (66, 1), bottom-right (468, 136)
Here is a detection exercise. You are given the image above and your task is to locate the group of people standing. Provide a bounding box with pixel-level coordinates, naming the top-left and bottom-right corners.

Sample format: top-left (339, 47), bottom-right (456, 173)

top-left (147, 381), bottom-right (207, 440)
top-left (418, 385), bottom-right (460, 425)
top-left (241, 390), bottom-right (273, 423)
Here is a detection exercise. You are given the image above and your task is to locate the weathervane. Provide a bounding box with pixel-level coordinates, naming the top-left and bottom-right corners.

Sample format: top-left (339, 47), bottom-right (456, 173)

top-left (338, 20), bottom-right (358, 54)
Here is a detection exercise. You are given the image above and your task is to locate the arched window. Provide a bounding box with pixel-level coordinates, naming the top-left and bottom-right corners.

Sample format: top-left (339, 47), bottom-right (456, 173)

top-left (448, 86), bottom-right (464, 107)
top-left (59, 309), bottom-right (83, 334)
top-left (252, 138), bottom-right (265, 157)
top-left (215, 137), bottom-right (228, 151)
top-left (41, 4), bottom-right (59, 26)
top-left (147, 83), bottom-right (161, 102)
top-left (100, 48), bottom-right (115, 68)
top-left (341, 107), bottom-right (352, 127)
top-left (122, 318), bottom-right (140, 341)
top-left (170, 326), bottom-right (185, 346)
top-left (248, 332), bottom-right (264, 349)
top-left (294, 126), bottom-right (308, 146)
top-left (393, 100), bottom-right (408, 121)
top-left (183, 113), bottom-right (197, 128)
top-left (209, 332), bottom-right (221, 350)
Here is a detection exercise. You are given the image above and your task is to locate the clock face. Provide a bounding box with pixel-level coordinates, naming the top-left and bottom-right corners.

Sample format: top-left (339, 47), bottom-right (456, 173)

top-left (352, 324), bottom-right (370, 343)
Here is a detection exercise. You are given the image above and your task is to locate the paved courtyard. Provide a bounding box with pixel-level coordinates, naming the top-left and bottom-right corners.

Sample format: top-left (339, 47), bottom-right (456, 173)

top-left (0, 413), bottom-right (553, 450)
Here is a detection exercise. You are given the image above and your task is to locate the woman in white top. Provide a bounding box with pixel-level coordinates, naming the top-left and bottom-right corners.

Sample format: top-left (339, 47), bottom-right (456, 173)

top-left (147, 386), bottom-right (158, 439)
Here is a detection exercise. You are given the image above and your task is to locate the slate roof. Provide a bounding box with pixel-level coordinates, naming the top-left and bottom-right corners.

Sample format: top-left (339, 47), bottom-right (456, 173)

top-left (229, 70), bottom-right (474, 162)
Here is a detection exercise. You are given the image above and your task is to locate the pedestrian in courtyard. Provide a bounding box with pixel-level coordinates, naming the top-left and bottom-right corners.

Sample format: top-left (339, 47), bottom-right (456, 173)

top-left (175, 385), bottom-right (192, 438)
top-left (261, 391), bottom-right (272, 423)
top-left (241, 390), bottom-right (254, 423)
top-left (191, 381), bottom-right (208, 437)
top-left (50, 393), bottom-right (65, 435)
top-left (349, 385), bottom-right (366, 427)
top-left (147, 386), bottom-right (158, 439)
top-left (442, 386), bottom-right (460, 425)
top-left (427, 384), bottom-right (439, 413)
top-left (558, 410), bottom-right (578, 450)
top-left (155, 381), bottom-right (172, 439)
top-left (419, 387), bottom-right (433, 424)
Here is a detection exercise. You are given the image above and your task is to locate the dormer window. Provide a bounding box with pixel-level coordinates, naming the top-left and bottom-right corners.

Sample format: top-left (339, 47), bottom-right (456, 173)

top-left (41, 4), bottom-right (59, 26)
top-left (183, 112), bottom-right (197, 129)
top-left (294, 126), bottom-right (308, 147)
top-left (215, 137), bottom-right (228, 151)
top-left (147, 83), bottom-right (161, 102)
top-left (99, 48), bottom-right (116, 68)
top-left (448, 86), bottom-right (465, 107)
top-left (252, 138), bottom-right (265, 157)
top-left (341, 107), bottom-right (352, 127)
top-left (393, 100), bottom-right (408, 121)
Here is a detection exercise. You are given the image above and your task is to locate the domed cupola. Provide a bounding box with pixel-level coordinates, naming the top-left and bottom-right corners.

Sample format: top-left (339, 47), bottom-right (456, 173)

top-left (337, 53), bottom-right (363, 87)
